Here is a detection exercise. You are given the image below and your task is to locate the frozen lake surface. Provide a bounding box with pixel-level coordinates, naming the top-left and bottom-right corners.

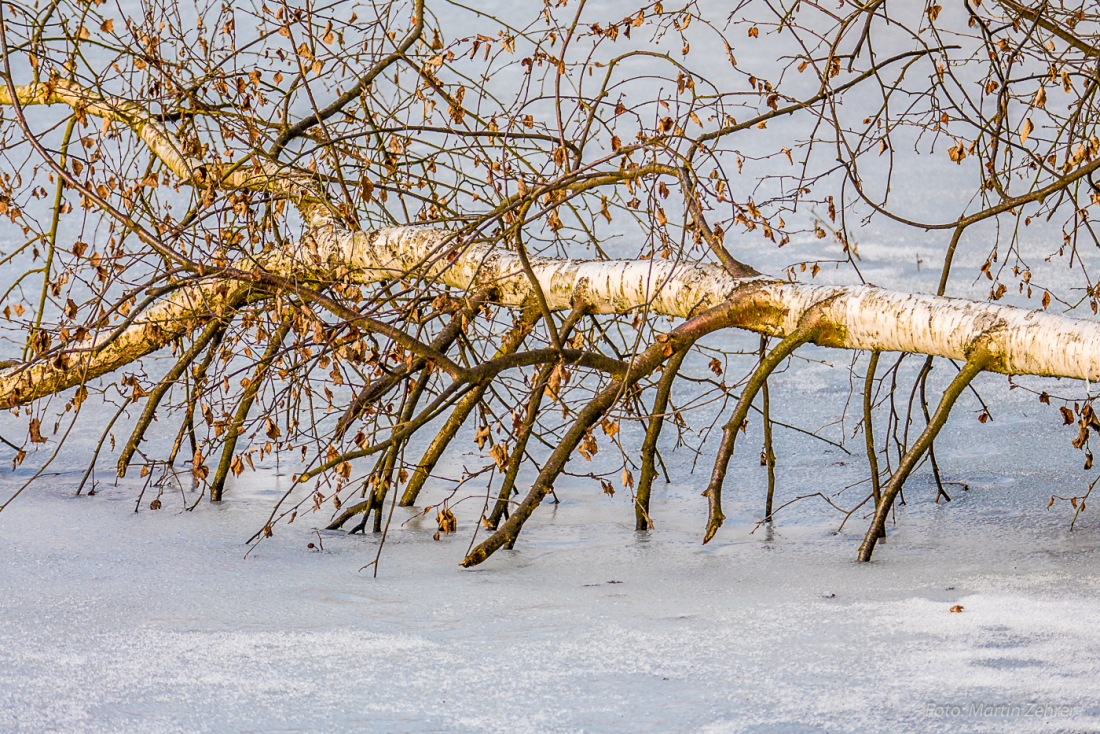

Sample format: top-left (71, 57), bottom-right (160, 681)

top-left (3, 381), bottom-right (1100, 734)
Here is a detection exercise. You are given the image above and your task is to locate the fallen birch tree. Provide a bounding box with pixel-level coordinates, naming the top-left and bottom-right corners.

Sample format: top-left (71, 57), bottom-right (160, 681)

top-left (0, 0), bottom-right (1098, 565)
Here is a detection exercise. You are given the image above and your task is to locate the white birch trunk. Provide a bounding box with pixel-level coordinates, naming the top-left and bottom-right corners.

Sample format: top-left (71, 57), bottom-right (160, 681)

top-left (2, 80), bottom-right (1099, 410)
top-left (323, 225), bottom-right (1100, 380)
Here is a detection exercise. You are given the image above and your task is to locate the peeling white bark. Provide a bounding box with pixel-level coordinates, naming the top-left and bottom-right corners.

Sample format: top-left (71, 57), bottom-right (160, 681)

top-left (0, 80), bottom-right (331, 225)
top-left (771, 283), bottom-right (1100, 380)
top-left (0, 278), bottom-right (253, 408)
top-left (325, 225), bottom-right (1100, 380)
